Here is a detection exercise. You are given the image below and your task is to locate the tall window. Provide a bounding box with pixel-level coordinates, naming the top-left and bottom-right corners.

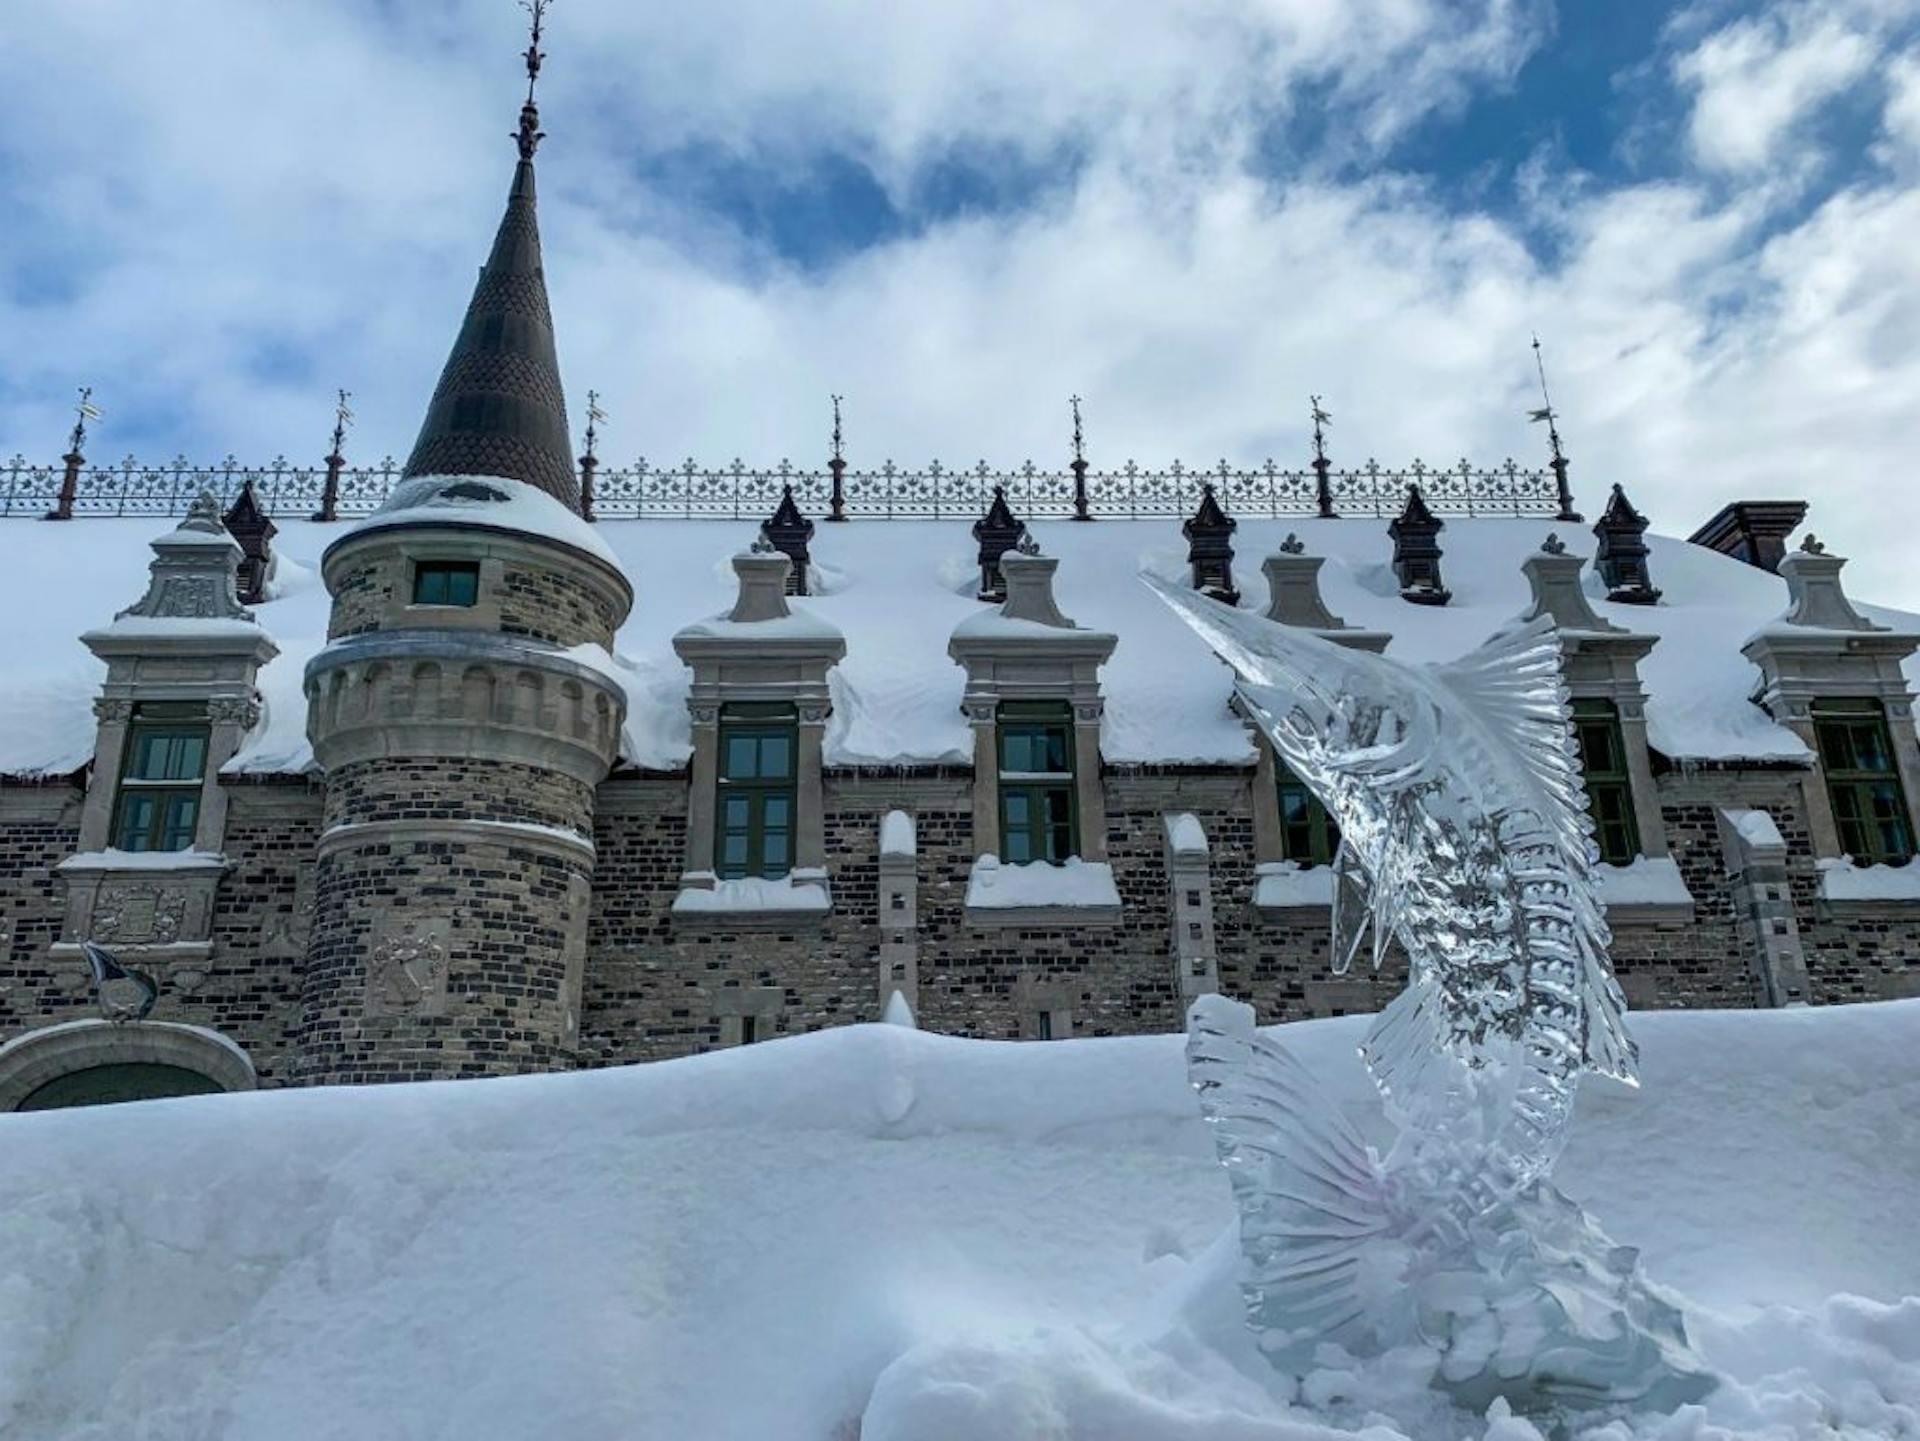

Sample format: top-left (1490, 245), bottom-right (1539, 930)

top-left (1572, 699), bottom-right (1641, 865)
top-left (412, 560), bottom-right (480, 607)
top-left (112, 704), bottom-right (209, 852)
top-left (998, 702), bottom-right (1076, 864)
top-left (1275, 758), bottom-right (1340, 866)
top-left (1813, 698), bottom-right (1914, 864)
top-left (716, 703), bottom-right (796, 879)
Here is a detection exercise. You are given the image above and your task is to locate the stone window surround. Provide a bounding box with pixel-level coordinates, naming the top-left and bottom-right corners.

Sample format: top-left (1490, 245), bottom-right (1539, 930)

top-left (672, 676), bottom-right (841, 924)
top-left (1743, 630), bottom-right (1920, 875)
top-left (0, 1018), bottom-right (257, 1112)
top-left (1017, 975), bottom-right (1076, 1040)
top-left (79, 648), bottom-right (274, 861)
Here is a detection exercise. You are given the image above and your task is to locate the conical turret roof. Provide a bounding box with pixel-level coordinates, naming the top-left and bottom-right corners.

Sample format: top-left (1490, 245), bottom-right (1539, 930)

top-left (401, 153), bottom-right (579, 508)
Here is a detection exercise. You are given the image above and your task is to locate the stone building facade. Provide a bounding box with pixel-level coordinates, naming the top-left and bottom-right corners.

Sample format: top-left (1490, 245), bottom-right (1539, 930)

top-left (3, 71), bottom-right (1918, 1111)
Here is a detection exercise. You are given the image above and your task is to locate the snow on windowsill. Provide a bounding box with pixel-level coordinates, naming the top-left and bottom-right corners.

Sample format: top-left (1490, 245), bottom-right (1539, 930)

top-left (964, 855), bottom-right (1121, 927)
top-left (1597, 856), bottom-right (1695, 919)
top-left (57, 848), bottom-right (228, 873)
top-left (671, 871), bottom-right (832, 928)
top-left (1817, 856), bottom-right (1920, 903)
top-left (1252, 860), bottom-right (1334, 912)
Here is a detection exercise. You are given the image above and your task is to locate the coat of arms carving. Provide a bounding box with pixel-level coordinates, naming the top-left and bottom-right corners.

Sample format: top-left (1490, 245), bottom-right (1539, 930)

top-left (367, 922), bottom-right (450, 1017)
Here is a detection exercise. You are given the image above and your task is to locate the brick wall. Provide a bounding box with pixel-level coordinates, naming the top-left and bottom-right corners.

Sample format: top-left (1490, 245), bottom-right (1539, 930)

top-left (498, 563), bottom-right (623, 648)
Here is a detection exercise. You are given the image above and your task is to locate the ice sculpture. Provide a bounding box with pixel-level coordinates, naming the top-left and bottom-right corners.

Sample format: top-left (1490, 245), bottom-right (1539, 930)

top-left (1147, 574), bottom-right (1712, 1412)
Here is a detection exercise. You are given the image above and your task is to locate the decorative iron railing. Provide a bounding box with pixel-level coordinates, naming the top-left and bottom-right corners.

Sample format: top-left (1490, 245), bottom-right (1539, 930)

top-left (0, 452), bottom-right (1566, 521)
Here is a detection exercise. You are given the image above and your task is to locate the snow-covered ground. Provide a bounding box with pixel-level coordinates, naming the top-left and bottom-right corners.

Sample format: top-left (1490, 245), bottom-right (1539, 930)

top-left (2, 1000), bottom-right (1916, 1440)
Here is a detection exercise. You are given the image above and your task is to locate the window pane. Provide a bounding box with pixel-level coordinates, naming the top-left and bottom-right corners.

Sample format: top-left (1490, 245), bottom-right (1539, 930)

top-left (724, 736), bottom-right (759, 778)
top-left (1000, 731), bottom-right (1031, 772)
top-left (116, 794), bottom-right (155, 851)
top-left (758, 734), bottom-right (791, 779)
top-left (1004, 807), bottom-right (1032, 864)
top-left (160, 795), bottom-right (199, 851)
top-left (762, 832), bottom-right (789, 872)
top-left (448, 568), bottom-right (478, 606)
top-left (1853, 723), bottom-right (1891, 774)
top-left (1043, 728), bottom-right (1069, 772)
top-left (762, 794), bottom-right (790, 829)
top-left (1004, 792), bottom-right (1029, 828)
top-left (721, 834), bottom-right (749, 869)
top-left (1043, 789), bottom-right (1073, 862)
top-left (722, 795), bottom-right (750, 828)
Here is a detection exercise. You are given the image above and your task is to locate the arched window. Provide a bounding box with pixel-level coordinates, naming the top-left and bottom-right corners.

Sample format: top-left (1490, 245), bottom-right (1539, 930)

top-left (0, 1021), bottom-right (256, 1114)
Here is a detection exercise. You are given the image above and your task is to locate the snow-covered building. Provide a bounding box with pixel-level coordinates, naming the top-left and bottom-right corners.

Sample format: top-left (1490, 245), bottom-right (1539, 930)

top-left (3, 61), bottom-right (1919, 1109)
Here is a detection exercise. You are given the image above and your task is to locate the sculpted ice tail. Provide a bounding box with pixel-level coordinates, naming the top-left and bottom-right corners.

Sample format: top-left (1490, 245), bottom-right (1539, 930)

top-left (1147, 573), bottom-right (1711, 1414)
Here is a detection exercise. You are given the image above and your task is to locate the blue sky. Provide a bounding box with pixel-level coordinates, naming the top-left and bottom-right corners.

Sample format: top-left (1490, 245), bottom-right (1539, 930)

top-left (3, 0), bottom-right (1920, 602)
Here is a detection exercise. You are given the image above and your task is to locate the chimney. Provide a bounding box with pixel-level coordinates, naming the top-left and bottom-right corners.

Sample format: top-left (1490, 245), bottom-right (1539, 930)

top-left (1687, 500), bottom-right (1807, 574)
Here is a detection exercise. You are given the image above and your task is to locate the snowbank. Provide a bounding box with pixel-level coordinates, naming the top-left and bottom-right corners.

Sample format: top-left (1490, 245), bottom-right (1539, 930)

top-left (2, 1001), bottom-right (1916, 1440)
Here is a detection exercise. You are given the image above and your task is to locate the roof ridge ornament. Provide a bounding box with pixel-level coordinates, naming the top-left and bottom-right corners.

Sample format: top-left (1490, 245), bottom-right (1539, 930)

top-left (1530, 335), bottom-right (1581, 523)
top-left (516, 0), bottom-right (550, 160)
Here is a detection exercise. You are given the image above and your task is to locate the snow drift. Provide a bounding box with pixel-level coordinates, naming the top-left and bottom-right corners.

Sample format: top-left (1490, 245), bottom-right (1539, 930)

top-left (2, 1001), bottom-right (1917, 1440)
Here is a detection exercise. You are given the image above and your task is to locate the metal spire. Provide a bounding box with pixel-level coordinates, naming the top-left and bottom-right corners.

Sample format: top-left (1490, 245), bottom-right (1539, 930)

top-left (329, 388), bottom-right (354, 459)
top-left (826, 394), bottom-right (848, 521)
top-left (1529, 334), bottom-right (1582, 523)
top-left (582, 388), bottom-right (605, 462)
top-left (68, 386), bottom-right (101, 457)
top-left (1310, 395), bottom-right (1336, 519)
top-left (1528, 335), bottom-right (1563, 467)
top-left (516, 0), bottom-right (549, 160)
top-left (1068, 395), bottom-right (1091, 521)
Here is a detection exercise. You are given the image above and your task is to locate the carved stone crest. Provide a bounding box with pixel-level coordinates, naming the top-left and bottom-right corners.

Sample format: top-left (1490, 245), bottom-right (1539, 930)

top-left (366, 921), bottom-right (450, 1018)
top-left (93, 884), bottom-right (188, 945)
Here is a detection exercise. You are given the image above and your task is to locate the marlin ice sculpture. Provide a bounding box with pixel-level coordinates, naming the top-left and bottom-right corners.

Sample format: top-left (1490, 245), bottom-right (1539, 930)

top-left (1147, 574), bottom-right (1709, 1411)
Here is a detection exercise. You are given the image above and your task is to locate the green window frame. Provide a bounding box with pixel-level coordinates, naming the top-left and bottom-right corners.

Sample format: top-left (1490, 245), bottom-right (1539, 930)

top-left (1275, 758), bottom-right (1340, 867)
top-left (997, 702), bottom-right (1077, 865)
top-left (1813, 698), bottom-right (1914, 864)
top-left (111, 704), bottom-right (209, 853)
top-left (1572, 698), bottom-right (1641, 865)
top-left (715, 703), bottom-right (797, 880)
top-left (411, 560), bottom-right (480, 607)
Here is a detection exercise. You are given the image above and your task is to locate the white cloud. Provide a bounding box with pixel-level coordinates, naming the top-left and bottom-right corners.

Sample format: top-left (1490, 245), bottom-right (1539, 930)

top-left (1885, 51), bottom-right (1920, 156)
top-left (1672, 3), bottom-right (1876, 172)
top-left (3, 0), bottom-right (1920, 618)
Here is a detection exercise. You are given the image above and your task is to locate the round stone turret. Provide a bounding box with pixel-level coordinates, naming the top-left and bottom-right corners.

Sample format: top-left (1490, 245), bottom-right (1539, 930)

top-left (298, 479), bottom-right (631, 1083)
top-left (294, 64), bottom-right (632, 1083)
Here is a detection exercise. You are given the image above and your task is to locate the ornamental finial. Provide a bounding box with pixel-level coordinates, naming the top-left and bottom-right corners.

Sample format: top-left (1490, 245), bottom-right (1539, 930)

top-left (1527, 334), bottom-right (1563, 465)
top-left (583, 388), bottom-right (606, 461)
top-left (1070, 394), bottom-right (1085, 466)
top-left (1541, 532), bottom-right (1567, 555)
top-left (831, 394), bottom-right (844, 463)
top-left (515, 0), bottom-right (551, 160)
top-left (329, 388), bottom-right (354, 458)
top-left (68, 386), bottom-right (101, 457)
top-left (1309, 395), bottom-right (1331, 466)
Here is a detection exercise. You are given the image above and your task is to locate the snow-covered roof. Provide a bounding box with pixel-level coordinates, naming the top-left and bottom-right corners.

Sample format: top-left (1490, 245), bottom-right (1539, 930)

top-left (1, 513), bottom-right (1911, 779)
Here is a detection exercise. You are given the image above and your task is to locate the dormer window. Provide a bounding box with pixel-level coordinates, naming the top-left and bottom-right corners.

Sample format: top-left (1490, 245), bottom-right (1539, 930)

top-left (1572, 699), bottom-right (1641, 864)
top-left (111, 703), bottom-right (209, 852)
top-left (412, 560), bottom-right (480, 607)
top-left (998, 702), bottom-right (1077, 864)
top-left (1813, 698), bottom-right (1914, 864)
